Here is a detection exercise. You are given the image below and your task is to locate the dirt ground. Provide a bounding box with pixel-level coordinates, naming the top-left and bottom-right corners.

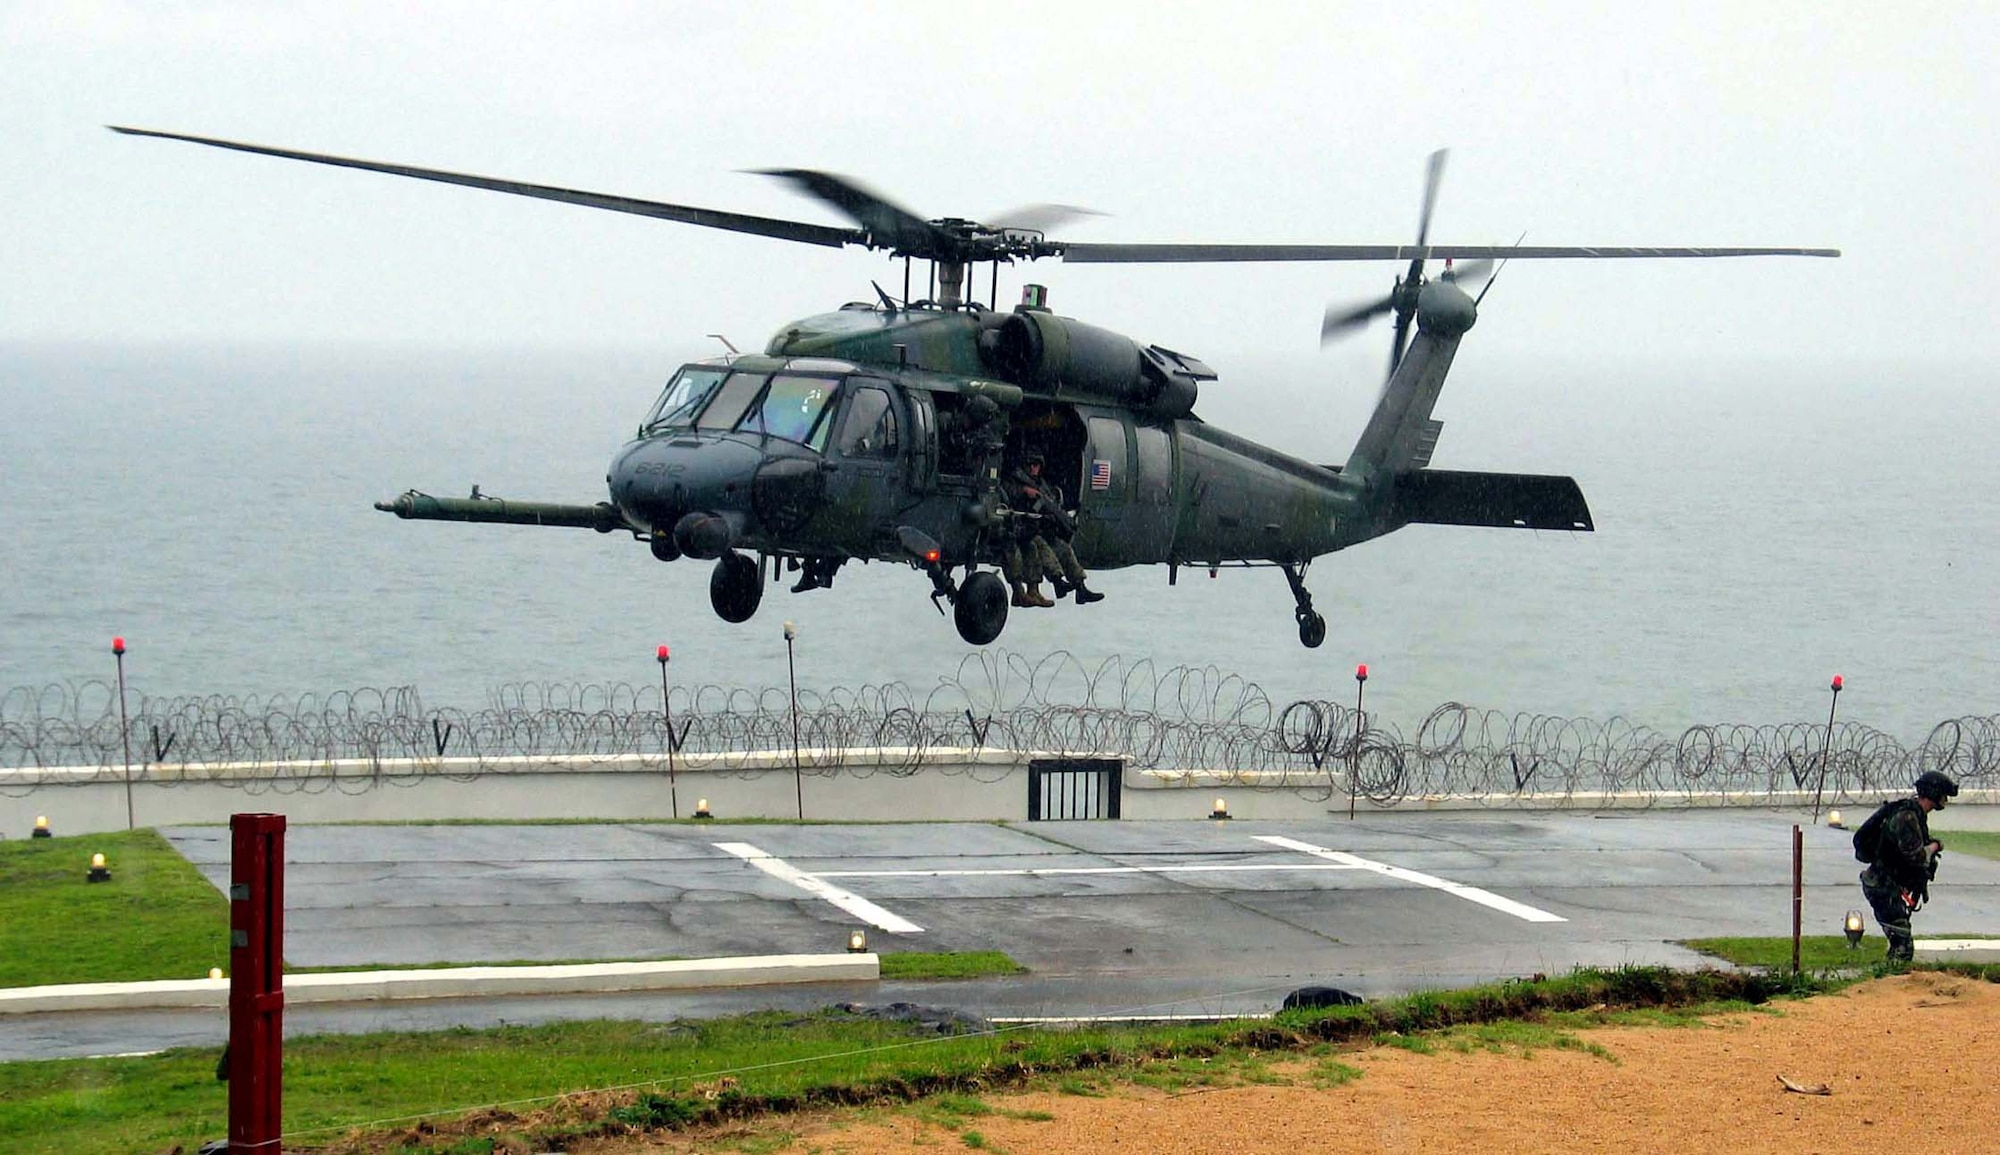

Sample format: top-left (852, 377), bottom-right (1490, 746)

top-left (574, 973), bottom-right (1998, 1155)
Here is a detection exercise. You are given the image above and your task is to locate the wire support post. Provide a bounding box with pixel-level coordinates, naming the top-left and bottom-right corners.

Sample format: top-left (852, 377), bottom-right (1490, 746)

top-left (1811, 675), bottom-right (1843, 823)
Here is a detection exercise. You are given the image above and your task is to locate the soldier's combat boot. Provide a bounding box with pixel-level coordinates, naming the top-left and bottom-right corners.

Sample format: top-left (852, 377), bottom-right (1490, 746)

top-left (1073, 582), bottom-right (1105, 605)
top-left (1049, 576), bottom-right (1074, 599)
top-left (1010, 581), bottom-right (1034, 608)
top-left (1023, 581), bottom-right (1055, 608)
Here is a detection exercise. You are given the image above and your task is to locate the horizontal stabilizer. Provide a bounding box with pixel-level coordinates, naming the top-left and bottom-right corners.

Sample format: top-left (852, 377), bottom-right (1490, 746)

top-left (1392, 470), bottom-right (1593, 532)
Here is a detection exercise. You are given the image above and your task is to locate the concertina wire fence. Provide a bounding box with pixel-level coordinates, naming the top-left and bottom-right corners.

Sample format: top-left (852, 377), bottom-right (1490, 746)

top-left (2, 651), bottom-right (1994, 807)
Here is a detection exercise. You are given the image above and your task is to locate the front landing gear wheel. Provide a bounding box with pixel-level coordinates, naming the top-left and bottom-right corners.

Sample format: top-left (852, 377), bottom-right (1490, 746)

top-left (709, 551), bottom-right (762, 623)
top-left (953, 570), bottom-right (1009, 645)
top-left (1298, 611), bottom-right (1327, 649)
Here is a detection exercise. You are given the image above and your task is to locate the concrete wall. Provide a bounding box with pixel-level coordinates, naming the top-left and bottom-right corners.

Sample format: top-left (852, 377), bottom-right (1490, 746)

top-left (5, 752), bottom-right (1996, 836)
top-left (0, 749), bottom-right (1036, 836)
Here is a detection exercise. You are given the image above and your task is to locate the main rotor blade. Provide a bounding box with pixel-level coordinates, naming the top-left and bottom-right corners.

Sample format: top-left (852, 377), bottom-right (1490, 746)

top-left (1056, 242), bottom-right (1841, 263)
top-left (987, 202), bottom-right (1104, 236)
top-left (110, 126), bottom-right (862, 250)
top-left (1321, 295), bottom-right (1395, 344)
top-left (751, 168), bottom-right (949, 254)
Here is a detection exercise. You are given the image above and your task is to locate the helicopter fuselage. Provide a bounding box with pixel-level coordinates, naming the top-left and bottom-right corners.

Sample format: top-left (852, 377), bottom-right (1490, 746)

top-left (602, 303), bottom-right (1363, 575)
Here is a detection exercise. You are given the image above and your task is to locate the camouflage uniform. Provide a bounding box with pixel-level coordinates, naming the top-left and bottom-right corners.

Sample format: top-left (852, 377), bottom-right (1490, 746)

top-left (1859, 798), bottom-right (1933, 962)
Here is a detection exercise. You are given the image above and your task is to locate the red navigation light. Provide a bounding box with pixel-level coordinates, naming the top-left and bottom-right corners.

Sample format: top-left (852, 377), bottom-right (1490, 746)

top-left (1355, 663), bottom-right (1369, 682)
top-left (657, 645), bottom-right (671, 663)
top-left (924, 548), bottom-right (941, 563)
top-left (112, 636), bottom-right (126, 655)
top-left (1830, 674), bottom-right (1843, 692)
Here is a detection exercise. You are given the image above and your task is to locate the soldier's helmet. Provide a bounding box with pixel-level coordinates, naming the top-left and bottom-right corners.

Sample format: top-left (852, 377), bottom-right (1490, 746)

top-left (1914, 770), bottom-right (1960, 806)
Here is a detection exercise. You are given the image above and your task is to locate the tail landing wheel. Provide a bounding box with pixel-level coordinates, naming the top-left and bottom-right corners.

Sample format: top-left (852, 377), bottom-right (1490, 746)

top-left (1281, 562), bottom-right (1327, 649)
top-left (953, 570), bottom-right (1009, 645)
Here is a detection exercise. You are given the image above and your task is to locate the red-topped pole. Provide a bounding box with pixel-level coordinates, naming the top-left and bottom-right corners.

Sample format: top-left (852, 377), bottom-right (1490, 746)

top-left (1349, 664), bottom-right (1368, 821)
top-left (113, 637), bottom-right (134, 830)
top-left (657, 645), bottom-right (679, 819)
top-left (1811, 674), bottom-right (1843, 822)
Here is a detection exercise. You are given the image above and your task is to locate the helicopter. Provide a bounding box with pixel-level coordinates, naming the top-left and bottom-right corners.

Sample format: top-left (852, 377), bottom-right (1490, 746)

top-left (113, 127), bottom-right (1837, 648)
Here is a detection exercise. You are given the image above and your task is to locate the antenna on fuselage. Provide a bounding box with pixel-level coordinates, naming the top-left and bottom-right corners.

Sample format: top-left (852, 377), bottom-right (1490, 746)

top-left (705, 333), bottom-right (739, 354)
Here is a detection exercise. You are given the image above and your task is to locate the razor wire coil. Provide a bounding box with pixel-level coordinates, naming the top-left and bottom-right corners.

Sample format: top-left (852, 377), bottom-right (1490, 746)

top-left (4, 652), bottom-right (1995, 805)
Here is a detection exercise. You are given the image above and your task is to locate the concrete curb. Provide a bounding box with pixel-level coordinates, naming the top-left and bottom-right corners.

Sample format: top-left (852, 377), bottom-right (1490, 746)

top-left (0, 954), bottom-right (879, 1015)
top-left (1914, 940), bottom-right (2000, 964)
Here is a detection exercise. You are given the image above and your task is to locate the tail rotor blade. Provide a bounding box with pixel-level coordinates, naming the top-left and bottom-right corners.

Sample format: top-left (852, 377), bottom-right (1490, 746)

top-left (1444, 257), bottom-right (1494, 285)
top-left (1389, 310), bottom-right (1414, 377)
top-left (1321, 295), bottom-right (1395, 344)
top-left (1414, 148), bottom-right (1449, 249)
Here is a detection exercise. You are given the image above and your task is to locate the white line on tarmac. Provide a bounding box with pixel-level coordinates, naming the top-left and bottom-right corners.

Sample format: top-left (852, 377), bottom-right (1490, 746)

top-left (713, 842), bottom-right (925, 934)
top-left (1255, 835), bottom-right (1568, 923)
top-left (815, 863), bottom-right (1368, 879)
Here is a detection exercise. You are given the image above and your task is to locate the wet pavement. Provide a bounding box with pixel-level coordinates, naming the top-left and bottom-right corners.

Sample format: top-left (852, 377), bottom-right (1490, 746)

top-left (9, 811), bottom-right (1999, 1060)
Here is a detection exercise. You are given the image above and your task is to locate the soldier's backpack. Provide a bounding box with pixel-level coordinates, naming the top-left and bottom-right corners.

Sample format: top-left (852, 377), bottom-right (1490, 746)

top-left (1852, 799), bottom-right (1909, 863)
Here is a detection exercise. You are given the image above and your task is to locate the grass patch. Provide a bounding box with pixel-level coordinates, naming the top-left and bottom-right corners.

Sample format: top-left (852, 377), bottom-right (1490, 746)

top-left (1441, 1020), bottom-right (1618, 1063)
top-left (1942, 830), bottom-right (2000, 862)
top-left (1684, 935), bottom-right (2000, 972)
top-left (0, 828), bottom-right (227, 987)
top-left (0, 967), bottom-right (1826, 1155)
top-left (878, 952), bottom-right (1025, 980)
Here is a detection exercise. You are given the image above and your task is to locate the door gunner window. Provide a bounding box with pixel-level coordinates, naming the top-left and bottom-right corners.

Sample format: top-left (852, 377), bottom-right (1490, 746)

top-left (695, 371), bottom-right (767, 431)
top-left (837, 387), bottom-right (899, 459)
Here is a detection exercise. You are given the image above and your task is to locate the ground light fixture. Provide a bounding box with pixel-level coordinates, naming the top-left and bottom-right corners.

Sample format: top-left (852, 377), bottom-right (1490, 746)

top-left (693, 798), bottom-right (713, 820)
top-left (32, 815), bottom-right (51, 838)
top-left (87, 852), bottom-right (112, 882)
top-left (1827, 809), bottom-right (1845, 829)
top-left (1210, 797), bottom-right (1230, 820)
top-left (848, 929), bottom-right (868, 953)
top-left (1845, 910), bottom-right (1865, 948)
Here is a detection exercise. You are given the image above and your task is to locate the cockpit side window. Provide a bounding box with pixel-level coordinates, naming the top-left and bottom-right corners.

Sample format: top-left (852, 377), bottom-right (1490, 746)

top-left (643, 367), bottom-right (726, 433)
top-left (836, 386), bottom-right (899, 460)
top-left (695, 371), bottom-right (768, 431)
top-left (741, 374), bottom-right (840, 445)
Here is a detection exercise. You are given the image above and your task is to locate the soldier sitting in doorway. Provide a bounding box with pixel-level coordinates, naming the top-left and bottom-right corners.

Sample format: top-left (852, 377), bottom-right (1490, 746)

top-left (1002, 449), bottom-right (1102, 607)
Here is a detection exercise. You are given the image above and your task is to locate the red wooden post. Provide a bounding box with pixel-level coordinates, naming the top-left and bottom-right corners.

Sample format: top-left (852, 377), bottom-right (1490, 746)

top-left (230, 813), bottom-right (286, 1152)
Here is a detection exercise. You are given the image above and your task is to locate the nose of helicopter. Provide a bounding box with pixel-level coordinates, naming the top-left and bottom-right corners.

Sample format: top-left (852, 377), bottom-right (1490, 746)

top-left (608, 434), bottom-right (826, 557)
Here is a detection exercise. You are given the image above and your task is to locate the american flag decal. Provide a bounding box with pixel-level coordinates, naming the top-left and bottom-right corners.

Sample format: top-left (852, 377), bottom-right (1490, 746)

top-left (1090, 459), bottom-right (1113, 490)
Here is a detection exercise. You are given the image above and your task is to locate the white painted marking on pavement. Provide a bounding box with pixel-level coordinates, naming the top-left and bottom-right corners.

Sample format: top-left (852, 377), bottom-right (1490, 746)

top-left (1255, 835), bottom-right (1567, 923)
top-left (713, 842), bottom-right (924, 934)
top-left (815, 863), bottom-right (1366, 879)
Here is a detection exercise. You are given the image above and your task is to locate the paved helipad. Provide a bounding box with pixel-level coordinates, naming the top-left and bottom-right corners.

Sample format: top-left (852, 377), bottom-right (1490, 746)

top-left (9, 812), bottom-right (1999, 1061)
top-left (156, 813), bottom-right (2000, 978)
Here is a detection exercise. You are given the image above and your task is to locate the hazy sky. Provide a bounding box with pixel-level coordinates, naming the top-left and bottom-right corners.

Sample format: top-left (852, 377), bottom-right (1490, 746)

top-left (3, 1), bottom-right (1993, 376)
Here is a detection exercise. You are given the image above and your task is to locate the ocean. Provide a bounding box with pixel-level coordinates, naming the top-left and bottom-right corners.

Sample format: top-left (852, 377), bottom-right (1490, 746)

top-left (2, 341), bottom-right (1994, 741)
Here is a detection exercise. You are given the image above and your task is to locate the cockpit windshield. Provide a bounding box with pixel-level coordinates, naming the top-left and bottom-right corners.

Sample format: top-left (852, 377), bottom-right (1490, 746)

top-left (642, 367), bottom-right (726, 433)
top-left (739, 374), bottom-right (840, 446)
top-left (641, 366), bottom-right (844, 449)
